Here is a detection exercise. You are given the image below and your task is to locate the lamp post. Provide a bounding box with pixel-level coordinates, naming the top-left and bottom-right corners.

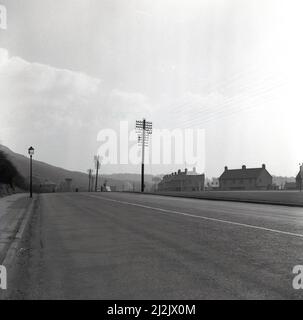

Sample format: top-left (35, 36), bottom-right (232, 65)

top-left (300, 163), bottom-right (303, 192)
top-left (28, 146), bottom-right (34, 198)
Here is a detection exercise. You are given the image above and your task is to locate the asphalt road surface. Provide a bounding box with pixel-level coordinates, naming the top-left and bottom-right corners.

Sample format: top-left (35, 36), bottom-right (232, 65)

top-left (10, 192), bottom-right (303, 299)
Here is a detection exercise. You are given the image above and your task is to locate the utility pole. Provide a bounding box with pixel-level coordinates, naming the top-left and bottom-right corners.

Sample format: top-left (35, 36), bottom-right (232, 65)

top-left (136, 118), bottom-right (152, 192)
top-left (141, 119), bottom-right (146, 193)
top-left (87, 169), bottom-right (92, 192)
top-left (94, 156), bottom-right (100, 192)
top-left (91, 175), bottom-right (95, 192)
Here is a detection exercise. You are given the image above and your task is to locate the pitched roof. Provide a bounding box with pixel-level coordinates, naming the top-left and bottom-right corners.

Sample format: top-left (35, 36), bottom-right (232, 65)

top-left (220, 168), bottom-right (265, 180)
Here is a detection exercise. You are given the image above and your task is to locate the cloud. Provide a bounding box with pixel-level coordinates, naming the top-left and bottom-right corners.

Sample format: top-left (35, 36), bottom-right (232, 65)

top-left (0, 48), bottom-right (154, 170)
top-left (0, 49), bottom-right (157, 131)
top-left (105, 89), bottom-right (152, 122)
top-left (0, 49), bottom-right (154, 136)
top-left (0, 48), bottom-right (8, 67)
top-left (0, 49), bottom-right (102, 133)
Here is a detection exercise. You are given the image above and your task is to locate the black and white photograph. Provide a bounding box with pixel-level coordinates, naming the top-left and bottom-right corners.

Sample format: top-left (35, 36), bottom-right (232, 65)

top-left (0, 0), bottom-right (303, 305)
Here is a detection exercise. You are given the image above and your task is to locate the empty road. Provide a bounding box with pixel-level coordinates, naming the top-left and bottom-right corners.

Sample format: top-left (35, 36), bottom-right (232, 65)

top-left (10, 192), bottom-right (303, 299)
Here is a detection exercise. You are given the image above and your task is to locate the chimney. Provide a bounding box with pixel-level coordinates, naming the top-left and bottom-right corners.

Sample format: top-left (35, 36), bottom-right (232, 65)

top-left (242, 165), bottom-right (246, 170)
top-left (262, 164), bottom-right (266, 169)
top-left (224, 166), bottom-right (228, 172)
top-left (185, 168), bottom-right (188, 174)
top-left (178, 169), bottom-right (181, 175)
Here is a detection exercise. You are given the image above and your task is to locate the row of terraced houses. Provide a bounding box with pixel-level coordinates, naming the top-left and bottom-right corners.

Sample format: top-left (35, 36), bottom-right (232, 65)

top-left (158, 164), bottom-right (303, 192)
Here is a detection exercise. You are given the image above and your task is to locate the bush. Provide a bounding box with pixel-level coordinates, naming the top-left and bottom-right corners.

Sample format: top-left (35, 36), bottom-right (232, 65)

top-left (0, 150), bottom-right (26, 189)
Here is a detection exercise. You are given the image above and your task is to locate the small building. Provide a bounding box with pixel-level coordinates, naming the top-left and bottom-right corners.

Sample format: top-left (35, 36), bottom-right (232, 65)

top-left (284, 182), bottom-right (297, 190)
top-left (219, 164), bottom-right (272, 191)
top-left (158, 167), bottom-right (205, 192)
top-left (205, 178), bottom-right (220, 191)
top-left (58, 178), bottom-right (73, 192)
top-left (39, 181), bottom-right (57, 193)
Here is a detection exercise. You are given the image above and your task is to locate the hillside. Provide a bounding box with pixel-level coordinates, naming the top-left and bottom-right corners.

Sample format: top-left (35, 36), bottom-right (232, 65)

top-left (0, 145), bottom-right (156, 192)
top-left (0, 144), bottom-right (89, 190)
top-left (0, 149), bottom-right (26, 196)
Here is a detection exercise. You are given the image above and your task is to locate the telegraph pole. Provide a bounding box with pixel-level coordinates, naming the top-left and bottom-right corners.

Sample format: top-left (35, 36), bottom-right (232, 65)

top-left (136, 118), bottom-right (152, 192)
top-left (87, 169), bottom-right (92, 192)
top-left (141, 119), bottom-right (146, 192)
top-left (91, 175), bottom-right (95, 192)
top-left (94, 156), bottom-right (100, 192)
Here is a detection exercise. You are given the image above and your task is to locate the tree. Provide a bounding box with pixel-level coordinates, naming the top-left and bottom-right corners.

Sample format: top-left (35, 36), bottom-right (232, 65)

top-left (0, 151), bottom-right (25, 189)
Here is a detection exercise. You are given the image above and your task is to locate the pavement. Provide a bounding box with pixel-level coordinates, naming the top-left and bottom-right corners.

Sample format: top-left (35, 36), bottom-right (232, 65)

top-left (0, 194), bottom-right (31, 264)
top-left (6, 192), bottom-right (303, 300)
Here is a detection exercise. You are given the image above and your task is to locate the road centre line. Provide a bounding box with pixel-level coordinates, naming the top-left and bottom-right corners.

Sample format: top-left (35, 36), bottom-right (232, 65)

top-left (88, 195), bottom-right (303, 239)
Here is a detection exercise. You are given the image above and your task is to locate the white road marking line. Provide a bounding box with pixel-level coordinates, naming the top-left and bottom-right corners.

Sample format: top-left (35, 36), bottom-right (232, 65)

top-left (88, 195), bottom-right (303, 239)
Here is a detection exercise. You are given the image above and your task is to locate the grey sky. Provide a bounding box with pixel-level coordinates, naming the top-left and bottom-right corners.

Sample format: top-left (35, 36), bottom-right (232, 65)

top-left (0, 0), bottom-right (302, 177)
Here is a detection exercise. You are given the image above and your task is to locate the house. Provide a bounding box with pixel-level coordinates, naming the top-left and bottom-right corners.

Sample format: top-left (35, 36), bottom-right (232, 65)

top-left (205, 178), bottom-right (220, 191)
top-left (284, 182), bottom-right (297, 190)
top-left (58, 178), bottom-right (73, 192)
top-left (219, 164), bottom-right (272, 191)
top-left (39, 181), bottom-right (57, 193)
top-left (158, 167), bottom-right (205, 192)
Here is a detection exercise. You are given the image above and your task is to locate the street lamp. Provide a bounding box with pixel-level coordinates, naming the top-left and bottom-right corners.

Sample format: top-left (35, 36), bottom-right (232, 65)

top-left (300, 163), bottom-right (303, 192)
top-left (28, 146), bottom-right (34, 198)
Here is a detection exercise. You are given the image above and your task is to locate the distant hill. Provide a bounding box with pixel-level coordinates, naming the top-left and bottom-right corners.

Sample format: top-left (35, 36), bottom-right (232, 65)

top-left (0, 145), bottom-right (158, 192)
top-left (0, 144), bottom-right (89, 191)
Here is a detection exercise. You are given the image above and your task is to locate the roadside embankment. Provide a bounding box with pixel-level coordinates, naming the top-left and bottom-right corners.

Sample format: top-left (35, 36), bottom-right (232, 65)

top-left (0, 183), bottom-right (24, 199)
top-left (148, 190), bottom-right (303, 207)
